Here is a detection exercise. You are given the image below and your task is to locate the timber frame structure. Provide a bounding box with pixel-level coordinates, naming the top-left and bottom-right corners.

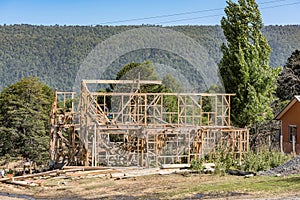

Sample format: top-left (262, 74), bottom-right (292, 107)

top-left (50, 80), bottom-right (249, 168)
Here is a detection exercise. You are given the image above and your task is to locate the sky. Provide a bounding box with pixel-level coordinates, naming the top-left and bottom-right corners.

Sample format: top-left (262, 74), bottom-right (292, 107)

top-left (0, 0), bottom-right (299, 26)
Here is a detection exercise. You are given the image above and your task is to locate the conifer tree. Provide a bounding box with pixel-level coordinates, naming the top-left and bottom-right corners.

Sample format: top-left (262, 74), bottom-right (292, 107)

top-left (0, 77), bottom-right (53, 165)
top-left (276, 49), bottom-right (300, 101)
top-left (219, 0), bottom-right (280, 127)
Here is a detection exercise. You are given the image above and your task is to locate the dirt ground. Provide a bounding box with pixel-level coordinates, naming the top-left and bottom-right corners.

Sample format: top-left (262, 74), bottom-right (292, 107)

top-left (1, 172), bottom-right (300, 200)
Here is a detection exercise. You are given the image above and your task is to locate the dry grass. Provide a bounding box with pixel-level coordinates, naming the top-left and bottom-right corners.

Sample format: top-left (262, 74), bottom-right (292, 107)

top-left (0, 173), bottom-right (300, 199)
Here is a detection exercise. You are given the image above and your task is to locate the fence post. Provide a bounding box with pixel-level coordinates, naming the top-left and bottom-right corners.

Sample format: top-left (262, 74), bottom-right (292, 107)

top-left (292, 135), bottom-right (296, 155)
top-left (280, 135), bottom-right (283, 153)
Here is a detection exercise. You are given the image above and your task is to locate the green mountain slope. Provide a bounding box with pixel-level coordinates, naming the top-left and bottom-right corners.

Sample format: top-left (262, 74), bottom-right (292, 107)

top-left (0, 24), bottom-right (299, 91)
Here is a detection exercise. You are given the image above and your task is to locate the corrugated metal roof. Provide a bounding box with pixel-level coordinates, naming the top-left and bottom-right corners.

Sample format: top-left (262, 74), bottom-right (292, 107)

top-left (295, 95), bottom-right (300, 102)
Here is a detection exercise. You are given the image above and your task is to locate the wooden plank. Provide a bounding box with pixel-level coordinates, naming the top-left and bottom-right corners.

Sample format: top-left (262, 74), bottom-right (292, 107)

top-left (12, 170), bottom-right (60, 181)
top-left (90, 92), bottom-right (235, 96)
top-left (203, 163), bottom-right (215, 169)
top-left (161, 164), bottom-right (190, 169)
top-left (83, 80), bottom-right (162, 85)
top-left (8, 181), bottom-right (40, 187)
top-left (0, 177), bottom-right (11, 182)
top-left (111, 168), bottom-right (183, 179)
top-left (62, 166), bottom-right (110, 171)
top-left (66, 169), bottom-right (120, 177)
top-left (115, 175), bottom-right (136, 180)
top-left (0, 170), bottom-right (63, 182)
top-left (58, 168), bottom-right (84, 173)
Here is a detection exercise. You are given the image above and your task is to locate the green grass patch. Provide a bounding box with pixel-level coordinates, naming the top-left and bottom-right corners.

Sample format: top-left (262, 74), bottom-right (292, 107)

top-left (161, 174), bottom-right (300, 199)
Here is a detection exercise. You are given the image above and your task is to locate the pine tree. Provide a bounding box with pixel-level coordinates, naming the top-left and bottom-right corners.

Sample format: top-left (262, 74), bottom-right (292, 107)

top-left (276, 49), bottom-right (300, 101)
top-left (0, 77), bottom-right (53, 165)
top-left (219, 0), bottom-right (280, 127)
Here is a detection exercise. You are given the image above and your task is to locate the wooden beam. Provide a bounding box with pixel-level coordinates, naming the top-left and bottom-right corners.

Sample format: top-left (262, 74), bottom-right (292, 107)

top-left (82, 80), bottom-right (162, 85)
top-left (7, 181), bottom-right (40, 187)
top-left (90, 92), bottom-right (236, 96)
top-left (65, 169), bottom-right (120, 177)
top-left (62, 166), bottom-right (110, 170)
top-left (161, 164), bottom-right (190, 169)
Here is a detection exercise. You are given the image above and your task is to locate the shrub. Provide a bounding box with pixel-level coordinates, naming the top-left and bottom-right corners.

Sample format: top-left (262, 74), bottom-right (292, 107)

top-left (190, 158), bottom-right (204, 171)
top-left (203, 148), bottom-right (289, 174)
top-left (241, 150), bottom-right (289, 172)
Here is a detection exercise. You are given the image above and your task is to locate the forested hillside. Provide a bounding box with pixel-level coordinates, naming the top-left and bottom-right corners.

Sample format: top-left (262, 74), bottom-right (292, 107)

top-left (0, 24), bottom-right (299, 91)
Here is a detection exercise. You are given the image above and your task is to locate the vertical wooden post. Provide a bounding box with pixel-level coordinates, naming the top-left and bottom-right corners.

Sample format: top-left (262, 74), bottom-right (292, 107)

top-left (200, 96), bottom-right (202, 126)
top-left (155, 134), bottom-right (158, 167)
top-left (188, 130), bottom-right (191, 163)
top-left (292, 135), bottom-right (296, 155)
top-left (177, 95), bottom-right (180, 126)
top-left (280, 134), bottom-right (283, 153)
top-left (92, 124), bottom-right (96, 166)
top-left (239, 130), bottom-right (242, 164)
top-left (137, 136), bottom-right (140, 166)
top-left (50, 90), bottom-right (57, 167)
top-left (228, 96), bottom-right (231, 127)
top-left (201, 129), bottom-right (204, 159)
top-left (214, 95), bottom-right (217, 126)
top-left (141, 138), bottom-right (144, 167)
top-left (268, 135), bottom-right (271, 151)
top-left (247, 129), bottom-right (250, 153)
top-left (146, 131), bottom-right (149, 168)
top-left (70, 126), bottom-right (75, 165)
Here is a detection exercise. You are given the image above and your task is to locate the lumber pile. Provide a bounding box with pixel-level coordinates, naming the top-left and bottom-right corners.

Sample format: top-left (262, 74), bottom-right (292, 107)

top-left (0, 164), bottom-right (200, 187)
top-left (0, 167), bottom-right (119, 187)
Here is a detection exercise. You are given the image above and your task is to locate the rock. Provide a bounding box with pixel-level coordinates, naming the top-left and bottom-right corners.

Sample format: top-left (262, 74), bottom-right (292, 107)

top-left (244, 174), bottom-right (254, 178)
top-left (259, 155), bottom-right (300, 176)
top-left (275, 174), bottom-right (281, 177)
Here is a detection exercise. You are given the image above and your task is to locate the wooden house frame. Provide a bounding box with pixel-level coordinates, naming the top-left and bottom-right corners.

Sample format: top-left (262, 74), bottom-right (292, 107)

top-left (50, 80), bottom-right (249, 167)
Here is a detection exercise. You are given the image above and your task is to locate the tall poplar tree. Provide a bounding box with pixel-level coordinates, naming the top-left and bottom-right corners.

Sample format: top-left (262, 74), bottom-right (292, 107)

top-left (219, 0), bottom-right (280, 127)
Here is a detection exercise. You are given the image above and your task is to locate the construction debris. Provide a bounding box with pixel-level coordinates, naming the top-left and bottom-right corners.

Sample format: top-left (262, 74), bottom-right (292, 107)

top-left (8, 180), bottom-right (40, 187)
top-left (203, 163), bottom-right (216, 174)
top-left (0, 165), bottom-right (201, 187)
top-left (161, 164), bottom-right (190, 169)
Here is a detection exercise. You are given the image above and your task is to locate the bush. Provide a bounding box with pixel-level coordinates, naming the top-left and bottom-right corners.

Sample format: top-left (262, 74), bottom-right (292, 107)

top-left (241, 150), bottom-right (289, 172)
top-left (190, 158), bottom-right (204, 171)
top-left (210, 148), bottom-right (236, 175)
top-left (203, 148), bottom-right (289, 174)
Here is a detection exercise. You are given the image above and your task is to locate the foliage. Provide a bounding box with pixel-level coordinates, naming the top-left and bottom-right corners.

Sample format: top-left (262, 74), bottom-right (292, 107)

top-left (116, 61), bottom-right (157, 81)
top-left (114, 61), bottom-right (179, 122)
top-left (105, 61), bottom-right (180, 142)
top-left (208, 147), bottom-right (236, 175)
top-left (200, 84), bottom-right (224, 125)
top-left (219, 0), bottom-right (281, 127)
top-left (161, 74), bottom-right (183, 93)
top-left (0, 24), bottom-right (300, 94)
top-left (0, 77), bottom-right (53, 165)
top-left (207, 147), bottom-right (289, 174)
top-left (241, 150), bottom-right (289, 172)
top-left (190, 158), bottom-right (204, 171)
top-left (276, 49), bottom-right (300, 101)
top-left (113, 61), bottom-right (161, 93)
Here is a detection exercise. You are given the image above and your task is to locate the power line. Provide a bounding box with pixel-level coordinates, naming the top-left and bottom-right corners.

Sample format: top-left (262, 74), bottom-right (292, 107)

top-left (259, 0), bottom-right (288, 4)
top-left (159, 1), bottom-right (300, 24)
top-left (99, 0), bottom-right (297, 25)
top-left (101, 8), bottom-right (224, 25)
top-left (159, 14), bottom-right (224, 24)
top-left (261, 1), bottom-right (300, 9)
